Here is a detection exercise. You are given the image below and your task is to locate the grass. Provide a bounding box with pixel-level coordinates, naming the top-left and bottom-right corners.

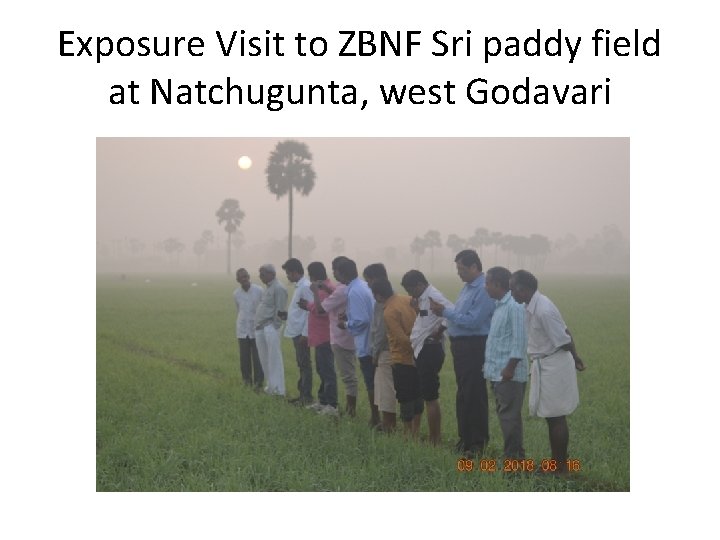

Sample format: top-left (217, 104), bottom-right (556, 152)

top-left (96, 272), bottom-right (629, 491)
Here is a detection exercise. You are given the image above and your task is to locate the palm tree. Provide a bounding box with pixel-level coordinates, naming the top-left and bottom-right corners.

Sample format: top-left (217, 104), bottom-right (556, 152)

top-left (423, 230), bottom-right (442, 273)
top-left (446, 233), bottom-right (466, 255)
top-left (410, 236), bottom-right (426, 268)
top-left (469, 227), bottom-right (490, 259)
top-left (215, 198), bottom-right (245, 275)
top-left (265, 140), bottom-right (316, 258)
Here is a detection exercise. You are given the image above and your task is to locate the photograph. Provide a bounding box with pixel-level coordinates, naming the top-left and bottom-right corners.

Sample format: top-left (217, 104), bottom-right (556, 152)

top-left (96, 137), bottom-right (629, 491)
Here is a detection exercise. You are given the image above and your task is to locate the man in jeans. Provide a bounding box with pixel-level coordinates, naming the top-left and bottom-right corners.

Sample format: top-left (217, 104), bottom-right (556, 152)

top-left (282, 258), bottom-right (314, 405)
top-left (299, 261), bottom-right (339, 416)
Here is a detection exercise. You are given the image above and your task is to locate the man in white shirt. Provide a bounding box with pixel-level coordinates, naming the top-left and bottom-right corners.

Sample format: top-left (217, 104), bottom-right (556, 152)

top-left (282, 258), bottom-right (315, 405)
top-left (233, 268), bottom-right (264, 388)
top-left (401, 270), bottom-right (454, 446)
top-left (510, 270), bottom-right (586, 474)
top-left (255, 264), bottom-right (288, 396)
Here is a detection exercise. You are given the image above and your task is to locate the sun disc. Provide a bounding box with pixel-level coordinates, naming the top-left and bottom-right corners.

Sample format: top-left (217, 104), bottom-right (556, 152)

top-left (238, 156), bottom-right (252, 170)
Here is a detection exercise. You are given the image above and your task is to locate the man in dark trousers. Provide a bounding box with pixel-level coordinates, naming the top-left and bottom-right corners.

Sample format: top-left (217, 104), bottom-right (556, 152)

top-left (430, 249), bottom-right (495, 457)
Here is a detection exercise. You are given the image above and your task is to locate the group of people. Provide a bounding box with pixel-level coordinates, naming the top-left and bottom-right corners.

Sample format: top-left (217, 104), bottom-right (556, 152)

top-left (233, 249), bottom-right (586, 472)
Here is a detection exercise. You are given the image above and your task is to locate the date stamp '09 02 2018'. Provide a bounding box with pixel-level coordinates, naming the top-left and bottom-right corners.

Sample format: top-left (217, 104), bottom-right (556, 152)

top-left (456, 458), bottom-right (582, 473)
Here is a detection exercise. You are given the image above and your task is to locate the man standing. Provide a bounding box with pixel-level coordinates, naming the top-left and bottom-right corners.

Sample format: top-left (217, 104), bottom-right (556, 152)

top-left (299, 261), bottom-right (339, 415)
top-left (233, 268), bottom-right (264, 389)
top-left (484, 267), bottom-right (528, 459)
top-left (255, 264), bottom-right (288, 396)
top-left (370, 279), bottom-right (419, 438)
top-left (363, 263), bottom-right (397, 432)
top-left (510, 270), bottom-right (585, 473)
top-left (336, 258), bottom-right (380, 428)
top-left (319, 256), bottom-right (358, 417)
top-left (430, 249), bottom-right (495, 456)
top-left (282, 258), bottom-right (314, 405)
top-left (401, 270), bottom-right (454, 446)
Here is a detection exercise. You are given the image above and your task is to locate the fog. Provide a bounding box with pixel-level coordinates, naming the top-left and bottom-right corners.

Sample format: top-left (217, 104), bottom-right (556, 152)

top-left (96, 137), bottom-right (628, 275)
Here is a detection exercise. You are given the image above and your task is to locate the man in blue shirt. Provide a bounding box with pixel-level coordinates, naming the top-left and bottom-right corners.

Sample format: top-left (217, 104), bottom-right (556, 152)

top-left (484, 266), bottom-right (528, 459)
top-left (336, 258), bottom-right (380, 428)
top-left (431, 249), bottom-right (495, 456)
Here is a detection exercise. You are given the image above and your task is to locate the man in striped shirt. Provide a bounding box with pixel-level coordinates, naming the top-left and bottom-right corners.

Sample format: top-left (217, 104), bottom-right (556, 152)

top-left (484, 266), bottom-right (528, 459)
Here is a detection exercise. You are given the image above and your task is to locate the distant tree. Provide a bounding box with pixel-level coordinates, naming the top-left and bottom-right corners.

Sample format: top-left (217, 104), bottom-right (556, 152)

top-left (265, 140), bottom-right (316, 259)
top-left (469, 227), bottom-right (490, 259)
top-left (423, 230), bottom-right (442, 273)
top-left (215, 198), bottom-right (245, 275)
top-left (193, 238), bottom-right (208, 261)
top-left (446, 233), bottom-right (466, 255)
top-left (201, 229), bottom-right (214, 246)
top-left (162, 237), bottom-right (185, 264)
top-left (410, 236), bottom-right (426, 268)
top-left (331, 237), bottom-right (345, 256)
top-left (527, 234), bottom-right (552, 269)
top-left (485, 231), bottom-right (502, 265)
top-left (128, 237), bottom-right (145, 256)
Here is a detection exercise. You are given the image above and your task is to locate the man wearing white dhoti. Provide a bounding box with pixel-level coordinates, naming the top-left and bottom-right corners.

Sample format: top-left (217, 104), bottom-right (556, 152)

top-left (510, 270), bottom-right (586, 474)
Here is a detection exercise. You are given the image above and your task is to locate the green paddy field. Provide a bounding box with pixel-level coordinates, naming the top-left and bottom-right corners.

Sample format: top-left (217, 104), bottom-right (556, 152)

top-left (96, 273), bottom-right (629, 491)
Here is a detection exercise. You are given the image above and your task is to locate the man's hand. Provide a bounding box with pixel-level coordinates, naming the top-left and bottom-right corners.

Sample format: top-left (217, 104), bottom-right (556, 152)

top-left (501, 365), bottom-right (516, 381)
top-left (501, 359), bottom-right (520, 381)
top-left (574, 356), bottom-right (586, 371)
top-left (297, 298), bottom-right (309, 311)
top-left (431, 325), bottom-right (446, 341)
top-left (429, 298), bottom-right (445, 316)
top-left (297, 335), bottom-right (308, 347)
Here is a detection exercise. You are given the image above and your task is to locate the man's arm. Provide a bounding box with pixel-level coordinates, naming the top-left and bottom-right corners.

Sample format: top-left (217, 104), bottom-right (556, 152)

top-left (441, 292), bottom-right (494, 332)
top-left (562, 329), bottom-right (586, 371)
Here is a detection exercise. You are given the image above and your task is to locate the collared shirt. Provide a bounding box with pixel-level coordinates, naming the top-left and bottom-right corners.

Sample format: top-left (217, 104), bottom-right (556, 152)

top-left (484, 291), bottom-right (528, 382)
top-left (371, 300), bottom-right (389, 359)
top-left (442, 273), bottom-right (495, 337)
top-left (234, 283), bottom-right (263, 338)
top-left (255, 278), bottom-right (288, 330)
top-left (284, 276), bottom-right (313, 338)
top-left (345, 277), bottom-right (374, 358)
top-left (320, 283), bottom-right (355, 350)
top-left (410, 283), bottom-right (454, 358)
top-left (306, 279), bottom-right (332, 347)
top-left (383, 294), bottom-right (417, 365)
top-left (524, 291), bottom-right (571, 358)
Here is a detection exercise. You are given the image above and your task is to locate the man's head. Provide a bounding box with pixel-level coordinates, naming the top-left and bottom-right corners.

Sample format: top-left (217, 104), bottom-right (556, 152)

top-left (258, 263), bottom-right (276, 285)
top-left (331, 256), bottom-right (349, 283)
top-left (307, 261), bottom-right (328, 282)
top-left (509, 269), bottom-right (538, 305)
top-left (362, 263), bottom-right (388, 287)
top-left (485, 266), bottom-right (511, 301)
top-left (335, 258), bottom-right (358, 285)
top-left (454, 249), bottom-right (483, 283)
top-left (400, 269), bottom-right (429, 298)
top-left (236, 267), bottom-right (251, 289)
top-left (370, 278), bottom-right (394, 303)
top-left (282, 258), bottom-right (304, 283)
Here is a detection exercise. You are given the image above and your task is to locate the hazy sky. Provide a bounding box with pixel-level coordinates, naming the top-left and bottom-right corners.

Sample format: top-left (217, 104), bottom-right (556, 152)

top-left (96, 137), bottom-right (628, 255)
